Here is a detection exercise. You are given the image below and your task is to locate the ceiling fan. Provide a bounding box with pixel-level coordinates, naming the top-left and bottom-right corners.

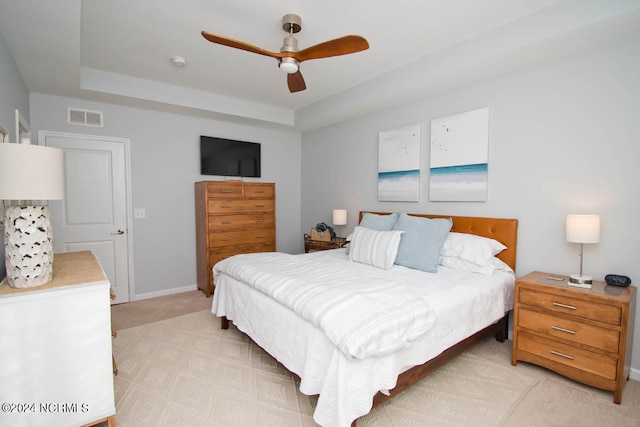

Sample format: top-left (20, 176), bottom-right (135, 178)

top-left (201, 14), bottom-right (369, 93)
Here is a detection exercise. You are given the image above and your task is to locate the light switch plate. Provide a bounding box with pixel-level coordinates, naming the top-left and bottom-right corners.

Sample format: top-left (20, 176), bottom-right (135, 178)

top-left (134, 208), bottom-right (146, 219)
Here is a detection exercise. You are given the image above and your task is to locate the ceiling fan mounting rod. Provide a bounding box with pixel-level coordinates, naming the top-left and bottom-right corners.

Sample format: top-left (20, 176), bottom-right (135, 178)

top-left (282, 14), bottom-right (302, 34)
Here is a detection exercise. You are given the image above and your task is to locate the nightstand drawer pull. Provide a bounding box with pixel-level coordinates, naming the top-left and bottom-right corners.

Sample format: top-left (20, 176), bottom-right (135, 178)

top-left (551, 325), bottom-right (576, 335)
top-left (550, 350), bottom-right (574, 360)
top-left (552, 302), bottom-right (577, 310)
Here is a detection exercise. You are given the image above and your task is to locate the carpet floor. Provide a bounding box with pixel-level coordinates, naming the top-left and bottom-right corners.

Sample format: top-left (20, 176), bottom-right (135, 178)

top-left (110, 291), bottom-right (640, 426)
top-left (113, 310), bottom-right (535, 426)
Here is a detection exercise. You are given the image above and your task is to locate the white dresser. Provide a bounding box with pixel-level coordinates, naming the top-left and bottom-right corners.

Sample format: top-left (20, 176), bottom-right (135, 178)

top-left (0, 251), bottom-right (116, 427)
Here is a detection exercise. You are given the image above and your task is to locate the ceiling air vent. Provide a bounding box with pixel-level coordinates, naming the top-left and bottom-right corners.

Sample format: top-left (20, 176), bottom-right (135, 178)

top-left (67, 108), bottom-right (103, 127)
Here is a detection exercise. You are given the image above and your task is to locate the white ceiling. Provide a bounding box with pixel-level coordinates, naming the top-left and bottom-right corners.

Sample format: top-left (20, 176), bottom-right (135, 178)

top-left (1, 0), bottom-right (639, 131)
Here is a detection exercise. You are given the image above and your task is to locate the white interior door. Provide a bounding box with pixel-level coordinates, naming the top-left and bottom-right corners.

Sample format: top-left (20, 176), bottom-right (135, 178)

top-left (41, 131), bottom-right (132, 304)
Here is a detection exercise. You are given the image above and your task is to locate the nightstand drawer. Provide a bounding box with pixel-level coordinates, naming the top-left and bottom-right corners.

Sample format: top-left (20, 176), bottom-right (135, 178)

top-left (518, 308), bottom-right (620, 353)
top-left (518, 331), bottom-right (617, 380)
top-left (519, 288), bottom-right (621, 326)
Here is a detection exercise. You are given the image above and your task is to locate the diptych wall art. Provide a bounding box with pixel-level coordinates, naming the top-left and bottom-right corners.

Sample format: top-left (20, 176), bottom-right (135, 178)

top-left (378, 124), bottom-right (421, 202)
top-left (430, 108), bottom-right (489, 202)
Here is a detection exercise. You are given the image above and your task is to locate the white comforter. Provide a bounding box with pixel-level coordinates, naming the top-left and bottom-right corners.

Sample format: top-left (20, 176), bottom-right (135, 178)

top-left (213, 252), bottom-right (437, 359)
top-left (212, 249), bottom-right (515, 427)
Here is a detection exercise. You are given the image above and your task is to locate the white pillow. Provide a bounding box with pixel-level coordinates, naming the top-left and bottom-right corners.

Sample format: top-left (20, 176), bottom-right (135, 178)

top-left (439, 256), bottom-right (513, 276)
top-left (349, 226), bottom-right (404, 270)
top-left (440, 232), bottom-right (506, 266)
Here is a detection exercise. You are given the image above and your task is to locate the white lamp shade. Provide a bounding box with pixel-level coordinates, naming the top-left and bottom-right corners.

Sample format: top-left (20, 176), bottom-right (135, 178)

top-left (566, 214), bottom-right (600, 244)
top-left (333, 209), bottom-right (347, 226)
top-left (0, 143), bottom-right (65, 200)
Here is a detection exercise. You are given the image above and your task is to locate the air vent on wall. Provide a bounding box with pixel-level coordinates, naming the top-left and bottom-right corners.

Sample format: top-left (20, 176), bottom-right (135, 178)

top-left (67, 108), bottom-right (103, 127)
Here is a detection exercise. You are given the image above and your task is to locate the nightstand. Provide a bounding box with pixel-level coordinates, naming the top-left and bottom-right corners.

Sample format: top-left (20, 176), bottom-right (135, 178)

top-left (512, 271), bottom-right (636, 404)
top-left (304, 234), bottom-right (348, 253)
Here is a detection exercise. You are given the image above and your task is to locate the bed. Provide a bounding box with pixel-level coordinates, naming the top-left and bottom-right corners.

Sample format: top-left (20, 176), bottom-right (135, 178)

top-left (211, 212), bottom-right (518, 426)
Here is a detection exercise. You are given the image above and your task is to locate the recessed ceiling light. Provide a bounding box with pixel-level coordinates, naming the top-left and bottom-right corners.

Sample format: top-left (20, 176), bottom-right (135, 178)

top-left (170, 56), bottom-right (188, 67)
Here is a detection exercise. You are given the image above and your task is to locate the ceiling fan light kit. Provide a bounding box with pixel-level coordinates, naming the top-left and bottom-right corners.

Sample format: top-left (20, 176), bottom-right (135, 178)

top-left (278, 58), bottom-right (299, 74)
top-left (201, 13), bottom-right (369, 93)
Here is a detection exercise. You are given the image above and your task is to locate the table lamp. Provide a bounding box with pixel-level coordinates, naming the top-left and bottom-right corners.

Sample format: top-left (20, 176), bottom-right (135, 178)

top-left (333, 209), bottom-right (347, 237)
top-left (566, 214), bottom-right (600, 288)
top-left (0, 143), bottom-right (65, 288)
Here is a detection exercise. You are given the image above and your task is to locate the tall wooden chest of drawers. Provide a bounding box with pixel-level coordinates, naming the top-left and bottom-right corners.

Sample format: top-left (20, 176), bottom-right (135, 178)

top-left (512, 271), bottom-right (636, 403)
top-left (195, 181), bottom-right (276, 296)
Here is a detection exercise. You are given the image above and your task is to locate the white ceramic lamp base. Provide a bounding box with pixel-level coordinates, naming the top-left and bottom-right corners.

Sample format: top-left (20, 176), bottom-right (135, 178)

top-left (3, 205), bottom-right (55, 288)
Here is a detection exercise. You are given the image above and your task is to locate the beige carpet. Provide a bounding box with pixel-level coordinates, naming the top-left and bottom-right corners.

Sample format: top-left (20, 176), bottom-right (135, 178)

top-left (110, 291), bottom-right (640, 426)
top-left (112, 310), bottom-right (536, 426)
top-left (111, 290), bottom-right (212, 331)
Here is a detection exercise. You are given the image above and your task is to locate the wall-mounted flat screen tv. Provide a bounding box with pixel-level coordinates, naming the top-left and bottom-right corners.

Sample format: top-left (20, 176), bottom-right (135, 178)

top-left (200, 136), bottom-right (261, 177)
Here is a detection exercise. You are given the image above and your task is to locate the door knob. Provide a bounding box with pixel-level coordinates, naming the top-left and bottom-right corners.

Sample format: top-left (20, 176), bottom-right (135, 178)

top-left (111, 229), bottom-right (125, 235)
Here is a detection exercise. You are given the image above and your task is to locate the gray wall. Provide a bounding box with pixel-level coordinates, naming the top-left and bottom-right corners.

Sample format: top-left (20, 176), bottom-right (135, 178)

top-left (30, 94), bottom-right (302, 298)
top-left (0, 31), bottom-right (29, 281)
top-left (301, 36), bottom-right (640, 372)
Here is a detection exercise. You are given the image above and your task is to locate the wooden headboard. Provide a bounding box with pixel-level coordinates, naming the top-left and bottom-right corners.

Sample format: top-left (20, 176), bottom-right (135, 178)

top-left (359, 211), bottom-right (518, 271)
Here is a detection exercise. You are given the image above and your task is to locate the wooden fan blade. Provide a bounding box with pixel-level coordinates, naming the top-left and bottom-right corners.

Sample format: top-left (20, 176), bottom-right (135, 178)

top-left (201, 31), bottom-right (284, 59)
top-left (294, 35), bottom-right (369, 62)
top-left (287, 71), bottom-right (306, 93)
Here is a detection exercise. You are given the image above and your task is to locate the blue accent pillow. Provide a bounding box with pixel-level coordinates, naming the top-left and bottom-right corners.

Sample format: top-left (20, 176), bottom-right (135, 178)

top-left (392, 214), bottom-right (453, 272)
top-left (359, 212), bottom-right (399, 231)
top-left (346, 213), bottom-right (400, 255)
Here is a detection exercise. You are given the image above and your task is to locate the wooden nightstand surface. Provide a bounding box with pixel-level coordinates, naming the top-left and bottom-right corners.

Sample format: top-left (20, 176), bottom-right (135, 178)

top-left (519, 271), bottom-right (635, 301)
top-left (512, 271), bottom-right (636, 404)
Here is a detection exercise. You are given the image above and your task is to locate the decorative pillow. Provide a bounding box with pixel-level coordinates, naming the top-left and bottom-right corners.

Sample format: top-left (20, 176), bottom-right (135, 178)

top-left (392, 214), bottom-right (453, 272)
top-left (359, 212), bottom-right (399, 231)
top-left (346, 213), bottom-right (399, 255)
top-left (348, 226), bottom-right (404, 270)
top-left (440, 232), bottom-right (506, 266)
top-left (439, 255), bottom-right (513, 276)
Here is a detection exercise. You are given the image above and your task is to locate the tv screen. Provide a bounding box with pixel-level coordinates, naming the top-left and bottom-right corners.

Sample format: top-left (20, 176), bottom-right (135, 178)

top-left (200, 136), bottom-right (261, 177)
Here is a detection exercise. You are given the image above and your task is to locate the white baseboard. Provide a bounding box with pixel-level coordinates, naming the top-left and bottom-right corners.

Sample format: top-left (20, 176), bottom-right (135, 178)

top-left (630, 367), bottom-right (640, 381)
top-left (131, 284), bottom-right (198, 301)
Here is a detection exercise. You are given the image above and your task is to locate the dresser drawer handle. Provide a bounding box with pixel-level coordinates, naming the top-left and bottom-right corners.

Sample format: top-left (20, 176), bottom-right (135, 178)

top-left (221, 205), bottom-right (233, 209)
top-left (220, 190), bottom-right (233, 193)
top-left (552, 302), bottom-right (577, 310)
top-left (255, 204), bottom-right (265, 208)
top-left (551, 325), bottom-right (576, 335)
top-left (255, 190), bottom-right (265, 193)
top-left (255, 219), bottom-right (264, 223)
top-left (550, 350), bottom-right (574, 360)
top-left (222, 238), bottom-right (233, 241)
top-left (256, 235), bottom-right (265, 239)
top-left (221, 221), bottom-right (232, 224)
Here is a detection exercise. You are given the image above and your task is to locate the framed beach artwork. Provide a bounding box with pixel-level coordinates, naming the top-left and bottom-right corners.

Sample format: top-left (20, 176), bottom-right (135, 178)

top-left (378, 124), bottom-right (421, 202)
top-left (430, 108), bottom-right (489, 202)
